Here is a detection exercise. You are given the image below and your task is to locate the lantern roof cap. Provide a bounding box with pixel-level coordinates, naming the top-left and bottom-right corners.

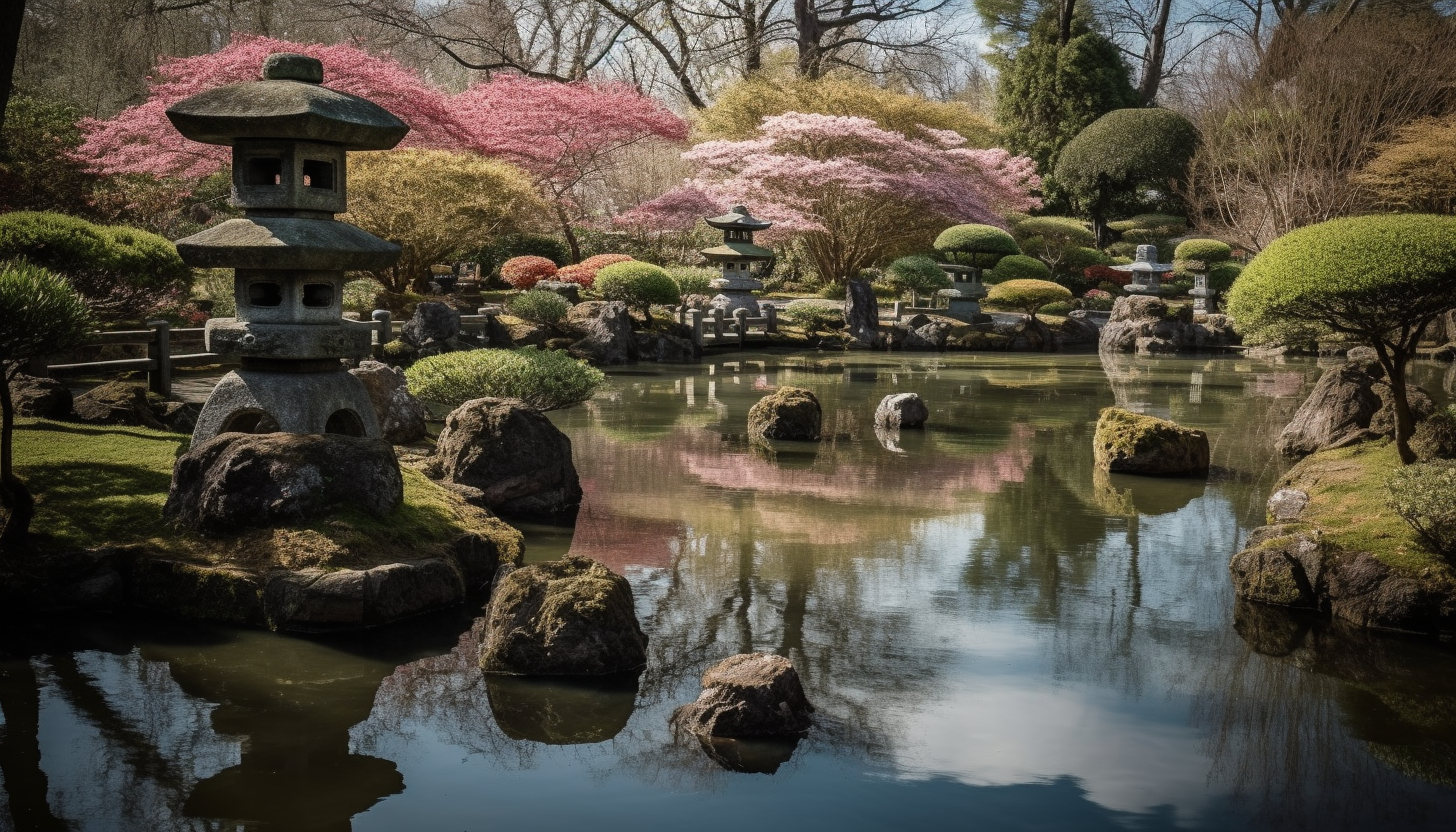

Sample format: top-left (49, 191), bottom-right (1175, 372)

top-left (165, 53), bottom-right (409, 150)
top-left (705, 205), bottom-right (773, 231)
top-left (701, 241), bottom-right (774, 261)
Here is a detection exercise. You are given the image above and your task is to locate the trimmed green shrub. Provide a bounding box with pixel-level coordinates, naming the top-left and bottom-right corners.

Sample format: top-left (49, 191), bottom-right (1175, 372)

top-left (470, 233), bottom-right (570, 274)
top-left (986, 279), bottom-right (1072, 319)
top-left (1412, 412), bottom-right (1456, 462)
top-left (1174, 238), bottom-right (1233, 265)
top-left (381, 339), bottom-right (416, 361)
top-left (1108, 214), bottom-right (1189, 233)
top-left (667, 266), bottom-right (718, 297)
top-left (500, 255), bottom-right (558, 290)
top-left (595, 261), bottom-right (681, 321)
top-left (781, 299), bottom-right (845, 334)
top-left (1055, 108), bottom-right (1197, 242)
top-left (1386, 461), bottom-right (1456, 560)
top-left (885, 255), bottom-right (951, 298)
top-left (987, 254), bottom-right (1052, 284)
top-left (509, 289), bottom-right (572, 325)
top-left (933, 224), bottom-right (1020, 269)
top-left (343, 278), bottom-right (386, 314)
top-left (1013, 216), bottom-right (1096, 249)
top-left (1228, 214), bottom-right (1456, 463)
top-left (1039, 301), bottom-right (1073, 316)
top-left (406, 347), bottom-right (605, 411)
top-left (0, 211), bottom-right (190, 321)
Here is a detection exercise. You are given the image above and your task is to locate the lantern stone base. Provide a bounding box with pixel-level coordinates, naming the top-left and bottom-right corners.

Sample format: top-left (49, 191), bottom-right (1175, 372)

top-left (193, 367), bottom-right (381, 444)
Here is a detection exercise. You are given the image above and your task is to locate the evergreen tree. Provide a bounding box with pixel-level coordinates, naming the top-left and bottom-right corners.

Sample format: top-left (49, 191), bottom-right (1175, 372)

top-left (994, 9), bottom-right (1138, 209)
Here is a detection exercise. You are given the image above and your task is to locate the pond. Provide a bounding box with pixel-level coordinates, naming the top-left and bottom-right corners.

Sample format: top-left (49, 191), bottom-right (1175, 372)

top-left (5, 351), bottom-right (1456, 831)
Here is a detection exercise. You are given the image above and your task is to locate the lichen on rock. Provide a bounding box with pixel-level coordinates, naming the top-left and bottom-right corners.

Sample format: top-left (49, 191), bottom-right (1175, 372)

top-left (747, 386), bottom-right (822, 442)
top-left (1093, 406), bottom-right (1209, 476)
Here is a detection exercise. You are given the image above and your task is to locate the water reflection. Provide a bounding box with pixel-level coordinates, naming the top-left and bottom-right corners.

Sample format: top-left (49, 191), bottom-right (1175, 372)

top-left (8, 353), bottom-right (1456, 831)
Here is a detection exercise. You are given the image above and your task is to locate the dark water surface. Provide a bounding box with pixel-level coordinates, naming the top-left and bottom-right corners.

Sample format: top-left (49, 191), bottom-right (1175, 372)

top-left (6, 352), bottom-right (1456, 832)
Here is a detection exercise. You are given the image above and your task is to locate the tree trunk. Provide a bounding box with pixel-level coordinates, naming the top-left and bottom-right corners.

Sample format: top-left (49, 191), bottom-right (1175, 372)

top-left (0, 375), bottom-right (34, 551)
top-left (1058, 0), bottom-right (1077, 46)
top-left (1374, 343), bottom-right (1417, 464)
top-left (1137, 0), bottom-right (1172, 106)
top-left (556, 205), bottom-right (582, 263)
top-left (794, 0), bottom-right (824, 78)
top-left (0, 0), bottom-right (26, 146)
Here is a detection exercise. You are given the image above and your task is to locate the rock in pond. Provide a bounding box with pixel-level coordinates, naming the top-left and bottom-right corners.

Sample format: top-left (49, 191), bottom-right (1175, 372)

top-left (748, 387), bottom-right (822, 442)
top-left (1277, 355), bottom-right (1435, 457)
top-left (478, 555), bottom-right (647, 675)
top-left (433, 397), bottom-right (582, 522)
top-left (164, 433), bottom-right (403, 534)
top-left (1093, 406), bottom-right (1209, 476)
top-left (564, 301), bottom-right (638, 366)
top-left (349, 360), bottom-right (429, 444)
top-left (671, 653), bottom-right (814, 738)
top-left (875, 393), bottom-right (929, 429)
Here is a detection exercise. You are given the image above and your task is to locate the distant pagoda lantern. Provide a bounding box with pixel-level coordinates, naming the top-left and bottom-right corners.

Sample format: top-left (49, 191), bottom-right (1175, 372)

top-left (167, 53), bottom-right (407, 443)
top-left (1115, 245), bottom-right (1174, 295)
top-left (701, 205), bottom-right (774, 315)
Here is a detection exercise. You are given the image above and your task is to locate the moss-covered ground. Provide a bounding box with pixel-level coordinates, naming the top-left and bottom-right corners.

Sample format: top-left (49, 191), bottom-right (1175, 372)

top-left (11, 417), bottom-right (521, 569)
top-left (1279, 440), bottom-right (1447, 575)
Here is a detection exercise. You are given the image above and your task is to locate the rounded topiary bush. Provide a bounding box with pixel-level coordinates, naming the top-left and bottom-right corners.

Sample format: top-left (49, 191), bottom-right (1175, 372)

top-left (1412, 412), bottom-right (1456, 462)
top-left (987, 254), bottom-right (1052, 284)
top-left (933, 224), bottom-right (1020, 268)
top-left (594, 261), bottom-right (681, 320)
top-left (1014, 216), bottom-right (1096, 249)
top-left (1173, 238), bottom-right (1233, 266)
top-left (500, 256), bottom-right (559, 290)
top-left (885, 255), bottom-right (951, 298)
top-left (986, 279), bottom-right (1073, 318)
top-left (667, 266), bottom-right (717, 297)
top-left (406, 348), bottom-right (605, 411)
top-left (509, 289), bottom-right (572, 325)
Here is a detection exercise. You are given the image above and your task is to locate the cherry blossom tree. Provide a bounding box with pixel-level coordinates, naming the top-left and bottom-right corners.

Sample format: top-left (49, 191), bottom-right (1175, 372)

top-left (450, 75), bottom-right (689, 261)
top-left (623, 112), bottom-right (1040, 284)
top-left (74, 34), bottom-right (464, 180)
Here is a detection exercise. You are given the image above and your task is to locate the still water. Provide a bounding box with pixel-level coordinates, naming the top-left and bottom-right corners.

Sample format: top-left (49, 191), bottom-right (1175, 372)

top-left (5, 351), bottom-right (1456, 832)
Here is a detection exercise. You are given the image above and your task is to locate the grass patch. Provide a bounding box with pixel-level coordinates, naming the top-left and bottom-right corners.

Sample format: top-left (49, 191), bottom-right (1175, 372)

top-left (1280, 440), bottom-right (1446, 574)
top-left (10, 418), bottom-right (520, 569)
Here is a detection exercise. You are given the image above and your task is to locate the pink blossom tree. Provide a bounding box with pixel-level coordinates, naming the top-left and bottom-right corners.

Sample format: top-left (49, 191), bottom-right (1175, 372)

top-left (623, 113), bottom-right (1041, 284)
top-left (75, 35), bottom-right (464, 180)
top-left (450, 76), bottom-right (689, 262)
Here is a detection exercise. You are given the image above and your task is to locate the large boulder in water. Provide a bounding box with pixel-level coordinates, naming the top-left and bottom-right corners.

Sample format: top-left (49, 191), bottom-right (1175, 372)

top-left (349, 360), bottom-right (428, 444)
top-left (1093, 407), bottom-right (1209, 476)
top-left (8, 373), bottom-right (72, 419)
top-left (670, 653), bottom-right (814, 738)
top-left (875, 393), bottom-right (928, 429)
top-left (164, 433), bottom-right (403, 534)
top-left (1277, 355), bottom-right (1435, 457)
top-left (748, 387), bottom-right (822, 442)
top-left (433, 397), bottom-right (582, 521)
top-left (564, 301), bottom-right (638, 366)
top-left (478, 555), bottom-right (647, 675)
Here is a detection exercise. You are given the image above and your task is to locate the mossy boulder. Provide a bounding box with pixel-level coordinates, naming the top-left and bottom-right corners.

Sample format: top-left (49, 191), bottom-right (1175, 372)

top-left (478, 555), bottom-right (647, 675)
top-left (671, 653), bottom-right (815, 739)
top-left (8, 373), bottom-right (72, 419)
top-left (72, 381), bottom-right (166, 429)
top-left (748, 387), bottom-right (822, 442)
top-left (1093, 407), bottom-right (1209, 476)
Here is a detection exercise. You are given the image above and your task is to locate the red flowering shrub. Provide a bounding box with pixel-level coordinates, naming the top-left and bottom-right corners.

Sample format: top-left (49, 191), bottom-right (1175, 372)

top-left (555, 254), bottom-right (634, 289)
top-left (1084, 265), bottom-right (1130, 287)
top-left (501, 255), bottom-right (558, 290)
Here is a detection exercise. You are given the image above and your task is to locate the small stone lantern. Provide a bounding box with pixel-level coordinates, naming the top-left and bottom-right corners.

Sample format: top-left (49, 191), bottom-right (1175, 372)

top-left (1115, 245), bottom-right (1174, 295)
top-left (937, 264), bottom-right (990, 322)
top-left (1188, 269), bottom-right (1212, 313)
top-left (702, 206), bottom-right (773, 315)
top-left (167, 53), bottom-right (407, 443)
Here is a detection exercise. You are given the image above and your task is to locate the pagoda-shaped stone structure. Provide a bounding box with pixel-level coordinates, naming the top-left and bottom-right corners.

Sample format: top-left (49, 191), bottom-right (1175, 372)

top-left (702, 205), bottom-right (773, 315)
top-left (168, 53), bottom-right (406, 443)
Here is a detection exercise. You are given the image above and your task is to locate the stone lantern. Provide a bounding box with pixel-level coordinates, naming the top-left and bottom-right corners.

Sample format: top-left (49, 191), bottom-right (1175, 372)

top-left (702, 205), bottom-right (773, 315)
top-left (936, 264), bottom-right (990, 322)
top-left (167, 53), bottom-right (406, 443)
top-left (1115, 244), bottom-right (1174, 295)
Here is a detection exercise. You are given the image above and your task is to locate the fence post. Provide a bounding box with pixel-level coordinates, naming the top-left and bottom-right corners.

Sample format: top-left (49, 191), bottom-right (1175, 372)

top-left (711, 308), bottom-right (724, 339)
top-left (892, 301), bottom-right (904, 319)
top-left (733, 308), bottom-right (748, 349)
top-left (147, 320), bottom-right (172, 397)
top-left (688, 309), bottom-right (704, 347)
top-left (764, 303), bottom-right (777, 334)
top-left (371, 309), bottom-right (391, 358)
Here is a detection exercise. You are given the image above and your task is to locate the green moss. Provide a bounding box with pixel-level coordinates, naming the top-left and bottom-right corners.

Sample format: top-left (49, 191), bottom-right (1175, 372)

top-left (1281, 441), bottom-right (1450, 575)
top-left (11, 417), bottom-right (521, 568)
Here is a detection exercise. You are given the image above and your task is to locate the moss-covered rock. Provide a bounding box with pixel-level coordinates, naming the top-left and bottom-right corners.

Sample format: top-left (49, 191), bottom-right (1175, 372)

top-left (747, 386), bottom-right (822, 442)
top-left (1093, 407), bottom-right (1209, 476)
top-left (671, 653), bottom-right (815, 738)
top-left (478, 555), bottom-right (648, 675)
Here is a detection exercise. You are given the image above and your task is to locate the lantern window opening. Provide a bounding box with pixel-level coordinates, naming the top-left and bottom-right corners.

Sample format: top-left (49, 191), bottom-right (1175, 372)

top-left (325, 409), bottom-right (366, 437)
top-left (222, 409), bottom-right (280, 434)
top-left (302, 159), bottom-right (335, 190)
top-left (245, 157), bottom-right (284, 187)
top-left (302, 282), bottom-right (335, 308)
top-left (247, 281), bottom-right (284, 307)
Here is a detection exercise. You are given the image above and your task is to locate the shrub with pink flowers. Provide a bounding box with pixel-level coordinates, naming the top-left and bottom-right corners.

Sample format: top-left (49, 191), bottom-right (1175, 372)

top-left (501, 256), bottom-right (559, 290)
top-left (556, 254), bottom-right (635, 289)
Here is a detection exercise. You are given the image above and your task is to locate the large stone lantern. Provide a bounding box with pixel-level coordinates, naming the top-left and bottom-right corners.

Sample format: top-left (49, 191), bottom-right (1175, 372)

top-left (167, 53), bottom-right (406, 443)
top-left (1115, 245), bottom-right (1174, 295)
top-left (702, 205), bottom-right (773, 315)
